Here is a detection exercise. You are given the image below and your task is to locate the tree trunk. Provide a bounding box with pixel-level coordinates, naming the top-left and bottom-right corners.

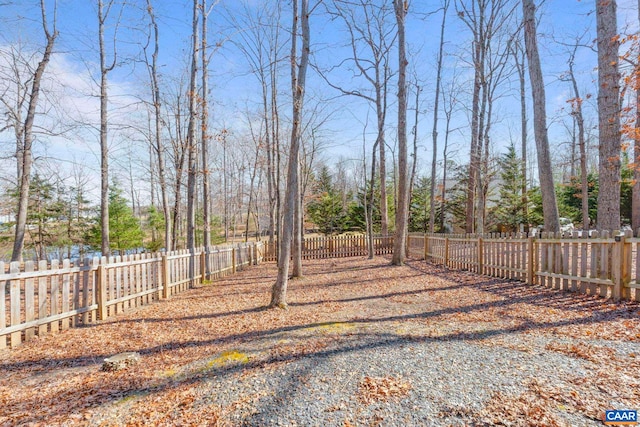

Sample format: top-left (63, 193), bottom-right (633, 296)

top-left (522, 0), bottom-right (559, 232)
top-left (171, 101), bottom-right (186, 250)
top-left (186, 0), bottom-right (199, 250)
top-left (98, 0), bottom-right (115, 258)
top-left (12, 1), bottom-right (57, 262)
top-left (367, 139), bottom-right (378, 258)
top-left (271, 0), bottom-right (309, 308)
top-left (146, 0), bottom-right (172, 251)
top-left (292, 159), bottom-right (303, 277)
top-left (513, 41), bottom-right (528, 232)
top-left (633, 0), bottom-right (640, 232)
top-left (391, 0), bottom-right (408, 265)
top-left (429, 0), bottom-right (448, 233)
top-left (410, 85), bottom-right (420, 204)
top-left (596, 0), bottom-right (621, 232)
top-left (475, 67), bottom-right (488, 234)
top-left (634, 81), bottom-right (640, 232)
top-left (379, 116), bottom-right (388, 236)
top-left (201, 0), bottom-right (211, 252)
top-left (465, 38), bottom-right (481, 234)
top-left (567, 47), bottom-right (589, 230)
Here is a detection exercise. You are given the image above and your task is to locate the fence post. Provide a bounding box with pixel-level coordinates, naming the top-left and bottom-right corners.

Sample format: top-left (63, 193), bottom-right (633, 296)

top-left (477, 237), bottom-right (483, 275)
top-left (200, 250), bottom-right (206, 283)
top-left (612, 234), bottom-right (631, 301)
top-left (161, 253), bottom-right (170, 299)
top-left (232, 248), bottom-right (237, 274)
top-left (97, 257), bottom-right (108, 321)
top-left (444, 237), bottom-right (450, 267)
top-left (424, 234), bottom-right (428, 261)
top-left (526, 236), bottom-right (535, 285)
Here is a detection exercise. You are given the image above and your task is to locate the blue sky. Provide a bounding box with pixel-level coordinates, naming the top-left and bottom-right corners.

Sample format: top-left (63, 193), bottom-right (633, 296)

top-left (0, 0), bottom-right (638, 202)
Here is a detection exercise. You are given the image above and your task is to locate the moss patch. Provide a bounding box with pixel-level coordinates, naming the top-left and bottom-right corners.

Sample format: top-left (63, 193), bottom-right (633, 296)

top-left (207, 350), bottom-right (250, 368)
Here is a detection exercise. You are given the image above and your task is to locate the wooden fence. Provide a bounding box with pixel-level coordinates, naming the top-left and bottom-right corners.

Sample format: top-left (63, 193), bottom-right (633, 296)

top-left (1, 242), bottom-right (263, 349)
top-left (262, 235), bottom-right (394, 262)
top-left (407, 231), bottom-right (640, 302)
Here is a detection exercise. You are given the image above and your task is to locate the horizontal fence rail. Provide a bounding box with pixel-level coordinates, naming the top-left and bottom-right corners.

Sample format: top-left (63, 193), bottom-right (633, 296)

top-left (262, 235), bottom-right (394, 262)
top-left (408, 231), bottom-right (639, 303)
top-left (1, 242), bottom-right (263, 349)
top-left (6, 230), bottom-right (636, 350)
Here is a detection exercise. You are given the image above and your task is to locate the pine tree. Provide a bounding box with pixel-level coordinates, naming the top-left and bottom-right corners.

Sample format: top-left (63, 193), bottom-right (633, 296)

top-left (307, 167), bottom-right (349, 235)
top-left (88, 183), bottom-right (143, 255)
top-left (492, 144), bottom-right (527, 232)
top-left (409, 176), bottom-right (431, 233)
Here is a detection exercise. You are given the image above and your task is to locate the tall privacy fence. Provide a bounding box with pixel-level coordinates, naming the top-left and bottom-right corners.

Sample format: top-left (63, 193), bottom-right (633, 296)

top-left (262, 235), bottom-right (394, 262)
top-left (1, 242), bottom-right (264, 349)
top-left (407, 231), bottom-right (640, 302)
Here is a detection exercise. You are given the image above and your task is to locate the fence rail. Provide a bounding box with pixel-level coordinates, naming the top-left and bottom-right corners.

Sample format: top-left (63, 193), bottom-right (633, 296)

top-left (407, 231), bottom-right (639, 302)
top-left (262, 235), bottom-right (394, 262)
top-left (6, 230), bottom-right (638, 351)
top-left (1, 242), bottom-right (263, 349)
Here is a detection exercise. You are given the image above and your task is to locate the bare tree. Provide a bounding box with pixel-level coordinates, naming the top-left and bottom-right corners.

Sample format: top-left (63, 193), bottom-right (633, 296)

top-left (511, 37), bottom-right (528, 231)
top-left (97, 0), bottom-right (125, 257)
top-left (320, 0), bottom-right (396, 237)
top-left (561, 37), bottom-right (589, 230)
top-left (11, 0), bottom-right (57, 262)
top-left (271, 0), bottom-right (311, 308)
top-left (457, 0), bottom-right (516, 233)
top-left (409, 81), bottom-right (420, 201)
top-left (521, 0), bottom-right (559, 232)
top-left (144, 0), bottom-right (171, 251)
top-left (429, 0), bottom-right (449, 233)
top-left (201, 0), bottom-right (214, 252)
top-left (439, 71), bottom-right (461, 232)
top-left (228, 0), bottom-right (286, 245)
top-left (166, 79), bottom-right (189, 250)
top-left (391, 0), bottom-right (408, 265)
top-left (595, 0), bottom-right (621, 231)
top-left (186, 0), bottom-right (199, 250)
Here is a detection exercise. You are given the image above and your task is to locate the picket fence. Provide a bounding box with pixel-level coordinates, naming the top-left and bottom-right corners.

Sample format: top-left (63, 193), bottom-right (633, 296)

top-left (407, 231), bottom-right (640, 302)
top-left (262, 235), bottom-right (394, 262)
top-left (5, 231), bottom-right (639, 350)
top-left (1, 242), bottom-right (264, 349)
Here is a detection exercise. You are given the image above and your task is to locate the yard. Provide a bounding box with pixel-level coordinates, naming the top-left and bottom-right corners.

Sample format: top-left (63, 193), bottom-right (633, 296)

top-left (1, 256), bottom-right (639, 426)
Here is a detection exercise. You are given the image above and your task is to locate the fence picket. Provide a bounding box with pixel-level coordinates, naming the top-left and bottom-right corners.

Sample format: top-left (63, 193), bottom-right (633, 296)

top-left (61, 260), bottom-right (71, 330)
top-left (37, 260), bottom-right (48, 336)
top-left (10, 262), bottom-right (21, 347)
top-left (0, 261), bottom-right (5, 348)
top-left (24, 261), bottom-right (35, 340)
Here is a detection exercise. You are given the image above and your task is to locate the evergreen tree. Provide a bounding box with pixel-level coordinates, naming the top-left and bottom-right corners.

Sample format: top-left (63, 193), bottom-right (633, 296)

top-left (409, 176), bottom-right (431, 233)
top-left (88, 183), bottom-right (144, 255)
top-left (27, 174), bottom-right (64, 260)
top-left (492, 144), bottom-right (527, 232)
top-left (7, 174), bottom-right (65, 260)
top-left (444, 164), bottom-right (470, 232)
top-left (146, 205), bottom-right (165, 252)
top-left (558, 174), bottom-right (597, 228)
top-left (65, 184), bottom-right (93, 259)
top-left (307, 168), bottom-right (349, 235)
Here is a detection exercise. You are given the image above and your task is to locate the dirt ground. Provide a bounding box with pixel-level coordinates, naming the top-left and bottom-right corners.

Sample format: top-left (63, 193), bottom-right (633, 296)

top-left (1, 256), bottom-right (639, 426)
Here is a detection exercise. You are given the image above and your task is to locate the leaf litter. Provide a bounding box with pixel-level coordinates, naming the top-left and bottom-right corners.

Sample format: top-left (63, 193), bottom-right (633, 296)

top-left (0, 256), bottom-right (638, 426)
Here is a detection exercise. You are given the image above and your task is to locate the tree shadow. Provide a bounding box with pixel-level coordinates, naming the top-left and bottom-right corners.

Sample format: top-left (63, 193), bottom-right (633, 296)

top-left (2, 256), bottom-right (638, 425)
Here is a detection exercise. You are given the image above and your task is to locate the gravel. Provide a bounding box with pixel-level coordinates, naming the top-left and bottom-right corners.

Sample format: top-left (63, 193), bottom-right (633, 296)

top-left (194, 327), bottom-right (604, 426)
